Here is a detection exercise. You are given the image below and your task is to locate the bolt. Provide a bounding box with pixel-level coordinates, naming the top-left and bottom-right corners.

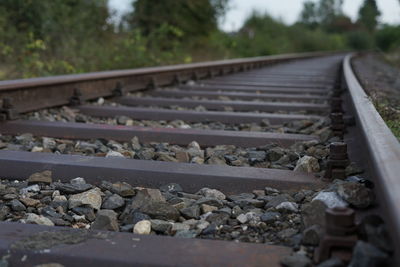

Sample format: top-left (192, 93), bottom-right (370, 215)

top-left (330, 142), bottom-right (348, 160)
top-left (331, 97), bottom-right (343, 113)
top-left (326, 207), bottom-right (356, 236)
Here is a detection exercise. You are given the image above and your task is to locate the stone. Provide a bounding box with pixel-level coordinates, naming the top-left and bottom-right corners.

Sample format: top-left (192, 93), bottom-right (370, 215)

top-left (160, 183), bottom-right (183, 194)
top-left (174, 230), bottom-right (198, 238)
top-left (348, 241), bottom-right (388, 267)
top-left (117, 115), bottom-right (130, 125)
top-left (133, 220), bottom-right (151, 235)
top-left (302, 225), bottom-right (323, 246)
top-left (20, 198), bottom-right (41, 207)
top-left (91, 209), bottom-right (119, 231)
top-left (264, 194), bottom-right (293, 209)
top-left (196, 220), bottom-right (210, 230)
top-left (10, 199), bottom-right (26, 211)
top-left (69, 188), bottom-right (102, 210)
top-left (0, 205), bottom-right (10, 220)
top-left (54, 182), bottom-right (92, 194)
top-left (312, 191), bottom-right (347, 209)
top-left (139, 202), bottom-right (180, 221)
top-left (236, 214), bottom-right (248, 224)
top-left (276, 202), bottom-right (299, 213)
top-left (195, 197), bottom-right (223, 208)
top-left (234, 198), bottom-right (264, 208)
top-left (42, 137), bottom-right (56, 150)
top-left (20, 184), bottom-right (40, 195)
top-left (260, 212), bottom-right (281, 224)
top-left (345, 162), bottom-right (363, 176)
top-left (27, 170), bottom-right (52, 184)
top-left (227, 193), bottom-right (254, 202)
top-left (131, 136), bottom-right (141, 150)
top-left (247, 151), bottom-right (266, 163)
top-left (264, 187), bottom-right (280, 195)
top-left (277, 228), bottom-right (298, 240)
top-left (206, 212), bottom-right (229, 225)
top-left (102, 194), bottom-right (125, 210)
top-left (301, 200), bottom-right (328, 228)
top-left (267, 147), bottom-right (285, 162)
top-left (170, 222), bottom-right (190, 233)
top-left (175, 151), bottom-right (190, 163)
top-left (336, 182), bottom-right (374, 208)
top-left (26, 213), bottom-right (55, 226)
top-left (110, 182), bottom-right (135, 197)
top-left (197, 188), bottom-right (226, 200)
top-left (71, 206), bottom-right (96, 222)
top-left (70, 177), bottom-right (86, 184)
top-left (150, 219), bottom-right (173, 233)
top-left (200, 204), bottom-right (218, 214)
top-left (180, 205), bottom-right (200, 219)
top-left (280, 253), bottom-right (312, 267)
top-left (106, 150), bottom-right (125, 158)
top-left (317, 258), bottom-right (344, 267)
top-left (294, 156), bottom-right (320, 173)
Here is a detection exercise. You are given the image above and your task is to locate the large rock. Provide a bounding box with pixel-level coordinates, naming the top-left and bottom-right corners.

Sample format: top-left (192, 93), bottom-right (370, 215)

top-left (139, 202), bottom-right (179, 221)
top-left (312, 191), bottom-right (347, 209)
top-left (348, 241), bottom-right (388, 267)
top-left (54, 182), bottom-right (93, 194)
top-left (102, 194), bottom-right (125, 210)
top-left (294, 156), bottom-right (320, 173)
top-left (336, 182), bottom-right (374, 208)
top-left (26, 213), bottom-right (55, 226)
top-left (150, 219), bottom-right (173, 233)
top-left (302, 224), bottom-right (323, 246)
top-left (133, 220), bottom-right (151, 235)
top-left (197, 188), bottom-right (226, 200)
top-left (91, 209), bottom-right (119, 231)
top-left (69, 188), bottom-right (102, 210)
top-left (27, 170), bottom-right (52, 184)
top-left (180, 205), bottom-right (200, 219)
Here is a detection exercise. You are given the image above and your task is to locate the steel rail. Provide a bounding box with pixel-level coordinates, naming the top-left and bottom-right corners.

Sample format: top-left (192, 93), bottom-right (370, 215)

top-left (0, 52), bottom-right (334, 114)
top-left (343, 54), bottom-right (400, 265)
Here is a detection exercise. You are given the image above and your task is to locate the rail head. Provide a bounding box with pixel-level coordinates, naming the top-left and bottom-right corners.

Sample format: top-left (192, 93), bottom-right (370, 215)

top-left (0, 51), bottom-right (333, 91)
top-left (343, 54), bottom-right (400, 261)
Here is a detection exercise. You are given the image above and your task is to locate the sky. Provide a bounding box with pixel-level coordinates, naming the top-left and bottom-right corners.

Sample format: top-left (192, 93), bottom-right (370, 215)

top-left (109, 0), bottom-right (400, 31)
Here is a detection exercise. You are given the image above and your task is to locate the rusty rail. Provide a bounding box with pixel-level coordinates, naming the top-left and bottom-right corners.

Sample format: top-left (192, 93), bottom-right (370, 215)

top-left (343, 54), bottom-right (400, 265)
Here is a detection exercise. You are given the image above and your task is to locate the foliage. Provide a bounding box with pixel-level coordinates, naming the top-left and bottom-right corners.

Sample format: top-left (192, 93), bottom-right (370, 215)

top-left (358, 0), bottom-right (380, 32)
top-left (0, 0), bottom-right (399, 80)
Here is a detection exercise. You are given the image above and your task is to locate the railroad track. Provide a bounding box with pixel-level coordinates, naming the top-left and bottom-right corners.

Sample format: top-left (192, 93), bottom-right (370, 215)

top-left (0, 52), bottom-right (398, 266)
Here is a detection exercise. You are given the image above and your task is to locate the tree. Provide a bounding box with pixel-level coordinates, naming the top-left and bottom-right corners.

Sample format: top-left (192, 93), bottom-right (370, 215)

top-left (299, 1), bottom-right (319, 29)
top-left (358, 0), bottom-right (381, 32)
top-left (317, 0), bottom-right (344, 26)
top-left (126, 0), bottom-right (229, 39)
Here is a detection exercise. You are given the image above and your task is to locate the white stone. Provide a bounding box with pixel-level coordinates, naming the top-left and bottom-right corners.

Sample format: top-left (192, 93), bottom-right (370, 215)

top-left (196, 220), bottom-right (210, 230)
top-left (237, 213), bottom-right (248, 224)
top-left (26, 213), bottom-right (54, 226)
top-left (276, 202), bottom-right (299, 212)
top-left (20, 184), bottom-right (40, 195)
top-left (105, 151), bottom-right (125, 158)
top-left (133, 220), bottom-right (151, 235)
top-left (312, 191), bottom-right (347, 209)
top-left (31, 146), bottom-right (43, 152)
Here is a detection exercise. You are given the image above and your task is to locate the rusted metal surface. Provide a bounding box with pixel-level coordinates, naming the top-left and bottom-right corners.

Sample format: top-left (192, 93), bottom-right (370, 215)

top-left (0, 120), bottom-right (317, 148)
top-left (201, 80), bottom-right (331, 89)
top-left (0, 150), bottom-right (325, 193)
top-left (77, 105), bottom-right (324, 124)
top-left (151, 89), bottom-right (329, 102)
top-left (0, 52), bottom-right (333, 114)
top-left (116, 96), bottom-right (329, 113)
top-left (180, 84), bottom-right (328, 95)
top-left (0, 222), bottom-right (291, 267)
top-left (343, 54), bottom-right (400, 264)
top-left (314, 207), bottom-right (357, 263)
